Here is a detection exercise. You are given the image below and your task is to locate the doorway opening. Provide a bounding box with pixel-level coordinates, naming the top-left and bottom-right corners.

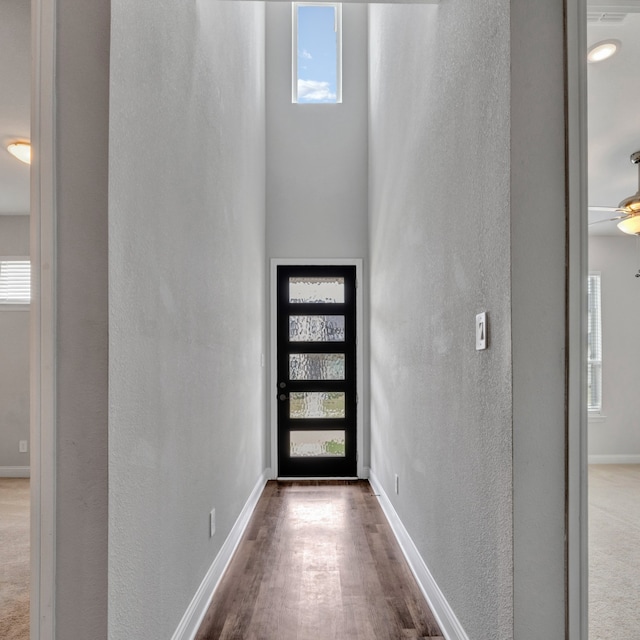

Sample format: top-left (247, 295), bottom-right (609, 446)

top-left (276, 264), bottom-right (357, 477)
top-left (271, 259), bottom-right (364, 479)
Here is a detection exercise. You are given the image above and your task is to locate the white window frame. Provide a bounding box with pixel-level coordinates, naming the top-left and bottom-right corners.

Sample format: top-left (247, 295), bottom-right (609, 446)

top-left (0, 256), bottom-right (31, 310)
top-left (292, 2), bottom-right (343, 104)
top-left (587, 272), bottom-right (602, 414)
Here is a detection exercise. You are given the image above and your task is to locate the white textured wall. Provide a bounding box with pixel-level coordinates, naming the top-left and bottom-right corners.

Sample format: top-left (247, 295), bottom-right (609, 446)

top-left (589, 236), bottom-right (640, 455)
top-left (0, 216), bottom-right (29, 254)
top-left (0, 216), bottom-right (30, 469)
top-left (369, 1), bottom-right (567, 638)
top-left (369, 4), bottom-right (512, 638)
top-left (109, 2), bottom-right (266, 638)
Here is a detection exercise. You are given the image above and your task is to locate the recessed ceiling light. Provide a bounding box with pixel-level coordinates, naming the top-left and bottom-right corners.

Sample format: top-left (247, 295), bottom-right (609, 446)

top-left (6, 141), bottom-right (31, 165)
top-left (587, 39), bottom-right (621, 63)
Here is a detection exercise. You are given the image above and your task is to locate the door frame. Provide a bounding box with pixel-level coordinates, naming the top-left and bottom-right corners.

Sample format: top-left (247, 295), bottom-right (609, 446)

top-left (31, 0), bottom-right (57, 638)
top-left (565, 0), bottom-right (589, 637)
top-left (270, 258), bottom-right (365, 479)
top-left (30, 0), bottom-right (588, 634)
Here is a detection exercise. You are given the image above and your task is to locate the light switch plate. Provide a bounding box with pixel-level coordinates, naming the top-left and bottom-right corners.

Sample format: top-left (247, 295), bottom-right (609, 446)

top-left (476, 312), bottom-right (487, 350)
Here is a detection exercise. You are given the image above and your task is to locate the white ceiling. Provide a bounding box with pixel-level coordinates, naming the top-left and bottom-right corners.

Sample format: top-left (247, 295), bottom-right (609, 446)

top-left (0, 1), bottom-right (638, 226)
top-left (0, 0), bottom-right (30, 216)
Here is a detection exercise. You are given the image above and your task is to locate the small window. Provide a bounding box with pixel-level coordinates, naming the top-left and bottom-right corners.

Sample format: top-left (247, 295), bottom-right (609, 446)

top-left (292, 3), bottom-right (342, 104)
top-left (587, 273), bottom-right (602, 412)
top-left (0, 259), bottom-right (31, 306)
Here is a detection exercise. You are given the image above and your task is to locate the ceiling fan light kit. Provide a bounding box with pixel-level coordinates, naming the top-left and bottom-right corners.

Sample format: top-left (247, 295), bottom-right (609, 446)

top-left (616, 151), bottom-right (640, 235)
top-left (617, 216), bottom-right (640, 235)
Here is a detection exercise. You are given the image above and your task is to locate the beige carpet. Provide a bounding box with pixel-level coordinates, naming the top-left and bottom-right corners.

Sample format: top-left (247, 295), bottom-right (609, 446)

top-left (589, 464), bottom-right (640, 639)
top-left (0, 478), bottom-right (30, 640)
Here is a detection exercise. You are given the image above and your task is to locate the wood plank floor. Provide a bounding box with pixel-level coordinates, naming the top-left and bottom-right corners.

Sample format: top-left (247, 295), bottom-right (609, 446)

top-left (195, 481), bottom-right (443, 640)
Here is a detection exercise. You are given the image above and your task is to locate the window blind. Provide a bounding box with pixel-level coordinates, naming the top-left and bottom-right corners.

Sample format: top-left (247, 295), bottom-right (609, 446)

top-left (0, 260), bottom-right (31, 304)
top-left (587, 273), bottom-right (602, 411)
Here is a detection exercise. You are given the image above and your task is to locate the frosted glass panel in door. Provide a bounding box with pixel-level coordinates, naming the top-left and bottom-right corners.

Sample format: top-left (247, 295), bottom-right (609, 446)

top-left (290, 431), bottom-right (346, 457)
top-left (289, 353), bottom-right (345, 380)
top-left (289, 277), bottom-right (345, 303)
top-left (289, 315), bottom-right (345, 342)
top-left (289, 392), bottom-right (345, 418)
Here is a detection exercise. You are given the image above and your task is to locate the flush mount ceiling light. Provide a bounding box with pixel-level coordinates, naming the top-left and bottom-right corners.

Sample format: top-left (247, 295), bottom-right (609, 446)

top-left (6, 141), bottom-right (31, 165)
top-left (587, 39), bottom-right (621, 63)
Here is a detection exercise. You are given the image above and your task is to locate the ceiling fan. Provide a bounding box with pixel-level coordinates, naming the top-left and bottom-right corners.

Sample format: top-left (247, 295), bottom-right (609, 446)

top-left (589, 150), bottom-right (640, 235)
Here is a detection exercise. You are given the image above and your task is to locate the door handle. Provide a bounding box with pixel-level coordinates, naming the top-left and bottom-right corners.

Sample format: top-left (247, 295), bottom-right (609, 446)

top-left (279, 394), bottom-right (288, 401)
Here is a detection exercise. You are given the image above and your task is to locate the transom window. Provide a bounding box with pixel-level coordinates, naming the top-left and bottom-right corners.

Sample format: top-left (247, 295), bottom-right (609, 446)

top-left (292, 3), bottom-right (342, 104)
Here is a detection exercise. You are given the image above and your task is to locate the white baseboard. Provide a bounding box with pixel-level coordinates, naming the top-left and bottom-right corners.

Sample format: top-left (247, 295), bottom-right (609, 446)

top-left (360, 465), bottom-right (370, 479)
top-left (171, 468), bottom-right (270, 640)
top-left (368, 470), bottom-right (469, 640)
top-left (0, 466), bottom-right (30, 478)
top-left (588, 455), bottom-right (640, 465)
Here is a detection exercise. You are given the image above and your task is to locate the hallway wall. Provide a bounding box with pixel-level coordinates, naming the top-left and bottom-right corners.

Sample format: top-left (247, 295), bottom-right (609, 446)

top-left (0, 216), bottom-right (29, 472)
top-left (108, 1), bottom-right (266, 638)
top-left (368, 1), bottom-right (567, 638)
top-left (265, 2), bottom-right (368, 261)
top-left (588, 235), bottom-right (640, 457)
top-left (368, 4), bottom-right (512, 638)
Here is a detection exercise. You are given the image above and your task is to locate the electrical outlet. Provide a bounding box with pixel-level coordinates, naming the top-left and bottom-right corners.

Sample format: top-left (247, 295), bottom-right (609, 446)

top-left (19, 440), bottom-right (28, 453)
top-left (209, 509), bottom-right (216, 537)
top-left (394, 474), bottom-right (399, 494)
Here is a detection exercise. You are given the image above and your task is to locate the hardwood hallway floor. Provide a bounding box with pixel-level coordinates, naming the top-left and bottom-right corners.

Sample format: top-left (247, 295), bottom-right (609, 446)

top-left (195, 481), bottom-right (443, 640)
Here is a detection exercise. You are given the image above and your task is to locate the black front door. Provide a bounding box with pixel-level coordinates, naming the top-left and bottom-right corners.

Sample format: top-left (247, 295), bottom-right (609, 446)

top-left (276, 265), bottom-right (357, 477)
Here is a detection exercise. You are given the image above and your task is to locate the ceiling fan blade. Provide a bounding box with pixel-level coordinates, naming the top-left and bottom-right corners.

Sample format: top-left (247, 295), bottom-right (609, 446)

top-left (588, 205), bottom-right (625, 213)
top-left (588, 213), bottom-right (631, 226)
